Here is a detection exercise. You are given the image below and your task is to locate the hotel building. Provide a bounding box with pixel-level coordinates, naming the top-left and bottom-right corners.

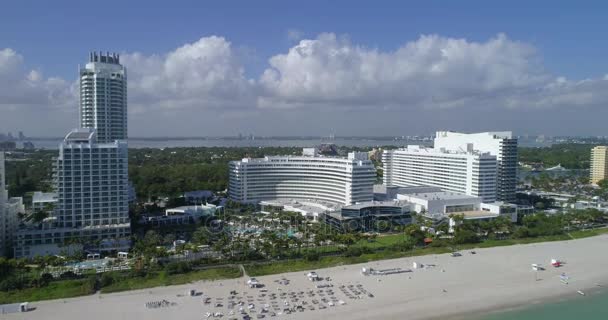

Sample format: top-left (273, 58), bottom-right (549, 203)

top-left (80, 52), bottom-right (127, 143)
top-left (229, 148), bottom-right (376, 206)
top-left (382, 145), bottom-right (498, 202)
top-left (434, 131), bottom-right (518, 202)
top-left (14, 52), bottom-right (130, 258)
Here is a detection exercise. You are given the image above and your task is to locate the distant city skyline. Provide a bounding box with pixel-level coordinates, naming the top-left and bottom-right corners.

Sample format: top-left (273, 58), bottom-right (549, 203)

top-left (2, 0), bottom-right (608, 137)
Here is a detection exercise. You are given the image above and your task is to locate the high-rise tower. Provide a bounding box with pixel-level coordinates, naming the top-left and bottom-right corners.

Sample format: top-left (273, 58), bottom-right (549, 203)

top-left (80, 52), bottom-right (127, 143)
top-left (14, 52), bottom-right (130, 258)
top-left (590, 146), bottom-right (608, 184)
top-left (434, 131), bottom-right (518, 202)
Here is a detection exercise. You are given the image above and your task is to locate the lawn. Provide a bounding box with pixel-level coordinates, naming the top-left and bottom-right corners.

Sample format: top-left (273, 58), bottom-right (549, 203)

top-left (0, 278), bottom-right (96, 304)
top-left (245, 229), bottom-right (608, 277)
top-left (569, 227), bottom-right (608, 239)
top-left (100, 266), bottom-right (242, 293)
top-left (245, 246), bottom-right (451, 276)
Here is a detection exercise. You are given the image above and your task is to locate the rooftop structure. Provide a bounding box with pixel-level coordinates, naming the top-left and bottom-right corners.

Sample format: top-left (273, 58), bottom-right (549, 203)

top-left (139, 204), bottom-right (220, 225)
top-left (259, 199), bottom-right (340, 220)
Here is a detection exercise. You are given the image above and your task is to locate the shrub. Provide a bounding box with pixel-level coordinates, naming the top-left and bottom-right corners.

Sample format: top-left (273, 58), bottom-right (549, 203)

top-left (344, 247), bottom-right (363, 257)
top-left (164, 261), bottom-right (191, 275)
top-left (304, 251), bottom-right (320, 262)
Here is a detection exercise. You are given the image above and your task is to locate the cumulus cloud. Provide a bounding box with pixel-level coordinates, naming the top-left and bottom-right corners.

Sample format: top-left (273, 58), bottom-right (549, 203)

top-left (0, 48), bottom-right (75, 109)
top-left (2, 33), bottom-right (608, 136)
top-left (259, 33), bottom-right (596, 110)
top-left (121, 36), bottom-right (254, 115)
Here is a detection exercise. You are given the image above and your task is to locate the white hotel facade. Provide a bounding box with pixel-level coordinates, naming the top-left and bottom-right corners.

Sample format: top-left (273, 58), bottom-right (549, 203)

top-left (382, 145), bottom-right (498, 202)
top-left (14, 52), bottom-right (130, 258)
top-left (229, 149), bottom-right (376, 206)
top-left (79, 52), bottom-right (127, 143)
top-left (434, 131), bottom-right (517, 202)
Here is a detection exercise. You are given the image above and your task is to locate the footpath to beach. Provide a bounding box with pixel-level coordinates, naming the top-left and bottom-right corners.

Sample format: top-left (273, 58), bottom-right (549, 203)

top-left (6, 234), bottom-right (608, 320)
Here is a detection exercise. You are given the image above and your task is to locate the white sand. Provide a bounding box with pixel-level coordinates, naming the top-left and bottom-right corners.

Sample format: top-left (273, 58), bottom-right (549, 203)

top-left (7, 234), bottom-right (608, 320)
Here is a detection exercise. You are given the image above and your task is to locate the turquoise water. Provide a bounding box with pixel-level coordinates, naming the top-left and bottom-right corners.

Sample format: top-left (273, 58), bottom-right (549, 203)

top-left (481, 290), bottom-right (608, 320)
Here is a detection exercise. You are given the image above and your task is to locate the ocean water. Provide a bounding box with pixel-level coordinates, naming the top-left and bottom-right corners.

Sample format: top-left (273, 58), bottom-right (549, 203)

top-left (481, 290), bottom-right (608, 320)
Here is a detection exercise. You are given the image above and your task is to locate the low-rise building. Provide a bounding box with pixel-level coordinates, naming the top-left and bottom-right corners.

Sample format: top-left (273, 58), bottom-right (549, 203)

top-left (397, 191), bottom-right (483, 217)
top-left (448, 211), bottom-right (503, 233)
top-left (31, 192), bottom-right (57, 213)
top-left (259, 199), bottom-right (341, 221)
top-left (141, 204), bottom-right (219, 225)
top-left (322, 200), bottom-right (412, 232)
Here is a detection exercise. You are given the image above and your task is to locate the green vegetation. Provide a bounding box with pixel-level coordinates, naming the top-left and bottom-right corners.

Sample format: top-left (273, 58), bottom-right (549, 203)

top-left (0, 278), bottom-right (96, 304)
top-left (100, 266), bottom-right (242, 293)
top-left (4, 150), bottom-right (55, 198)
top-left (518, 143), bottom-right (594, 169)
top-left (245, 226), bottom-right (608, 277)
top-left (0, 264), bottom-right (241, 303)
top-left (568, 227), bottom-right (608, 239)
top-left (129, 147), bottom-right (301, 198)
top-left (245, 246), bottom-right (452, 276)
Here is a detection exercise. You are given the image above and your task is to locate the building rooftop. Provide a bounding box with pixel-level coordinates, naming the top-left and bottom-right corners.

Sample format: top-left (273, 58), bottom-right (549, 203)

top-left (436, 131), bottom-right (513, 139)
top-left (32, 192), bottom-right (57, 203)
top-left (64, 129), bottom-right (95, 142)
top-left (342, 200), bottom-right (410, 210)
top-left (259, 199), bottom-right (341, 215)
top-left (400, 191), bottom-right (479, 201)
top-left (455, 210), bottom-right (500, 219)
top-left (236, 148), bottom-right (370, 164)
top-left (165, 204), bottom-right (218, 216)
top-left (394, 145), bottom-right (494, 157)
top-left (394, 186), bottom-right (444, 195)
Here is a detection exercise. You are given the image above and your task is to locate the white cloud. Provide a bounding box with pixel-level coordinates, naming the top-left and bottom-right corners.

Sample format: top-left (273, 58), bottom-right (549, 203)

top-left (2, 33), bottom-right (608, 136)
top-left (121, 36), bottom-right (255, 115)
top-left (259, 33), bottom-right (563, 110)
top-left (0, 48), bottom-right (76, 109)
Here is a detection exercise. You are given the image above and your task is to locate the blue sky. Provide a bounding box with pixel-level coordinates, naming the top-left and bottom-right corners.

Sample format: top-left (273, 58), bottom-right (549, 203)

top-left (3, 0), bottom-right (606, 79)
top-left (1, 0), bottom-right (608, 136)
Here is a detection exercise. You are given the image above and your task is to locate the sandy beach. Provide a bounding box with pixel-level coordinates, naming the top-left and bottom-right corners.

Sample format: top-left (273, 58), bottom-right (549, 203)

top-left (6, 234), bottom-right (608, 320)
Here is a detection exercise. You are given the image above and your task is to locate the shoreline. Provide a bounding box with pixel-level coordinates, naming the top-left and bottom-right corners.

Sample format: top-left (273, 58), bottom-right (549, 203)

top-left (6, 235), bottom-right (608, 320)
top-left (449, 285), bottom-right (607, 320)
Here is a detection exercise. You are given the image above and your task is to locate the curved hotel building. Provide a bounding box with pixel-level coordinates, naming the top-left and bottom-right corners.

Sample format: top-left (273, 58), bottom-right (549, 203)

top-left (229, 148), bottom-right (376, 205)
